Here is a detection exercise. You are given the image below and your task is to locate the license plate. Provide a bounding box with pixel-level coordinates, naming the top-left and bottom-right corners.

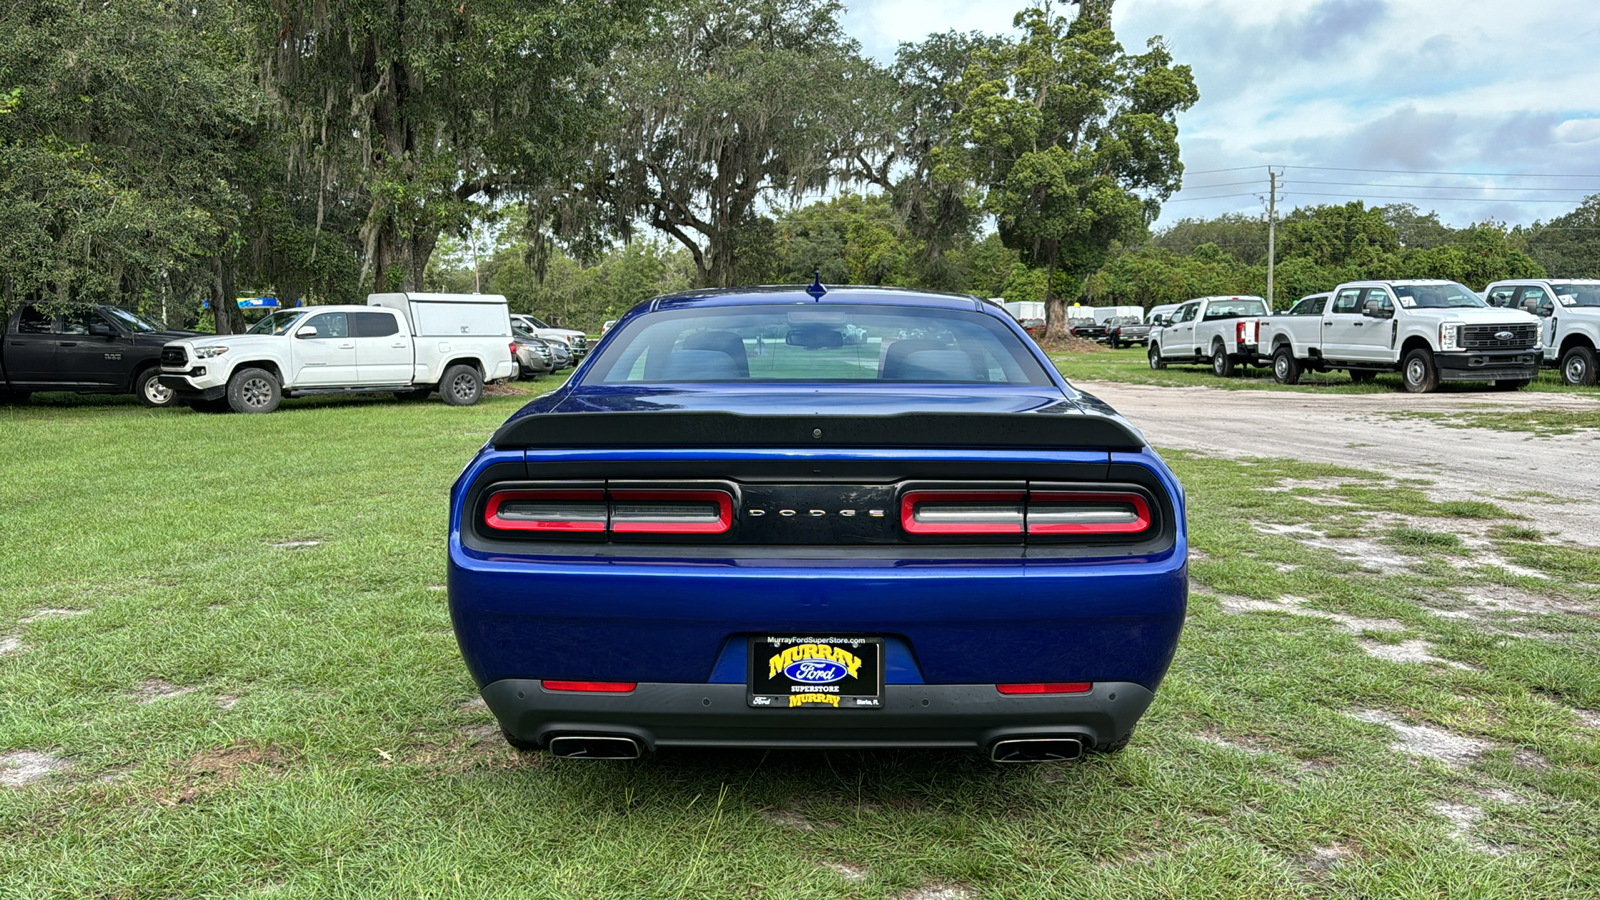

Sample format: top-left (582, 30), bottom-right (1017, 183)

top-left (748, 636), bottom-right (883, 709)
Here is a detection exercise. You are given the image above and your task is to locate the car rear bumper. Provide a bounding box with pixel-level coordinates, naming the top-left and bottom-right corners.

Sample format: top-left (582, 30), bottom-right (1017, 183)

top-left (482, 679), bottom-right (1153, 751)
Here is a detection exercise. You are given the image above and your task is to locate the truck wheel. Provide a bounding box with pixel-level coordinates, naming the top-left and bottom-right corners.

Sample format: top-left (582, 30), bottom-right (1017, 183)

top-left (441, 365), bottom-right (483, 406)
top-left (1402, 348), bottom-right (1438, 393)
top-left (1148, 345), bottom-right (1165, 370)
top-left (134, 368), bottom-right (178, 408)
top-left (1211, 346), bottom-right (1234, 377)
top-left (227, 367), bottom-right (281, 414)
top-left (1271, 346), bottom-right (1301, 385)
top-left (1561, 345), bottom-right (1598, 386)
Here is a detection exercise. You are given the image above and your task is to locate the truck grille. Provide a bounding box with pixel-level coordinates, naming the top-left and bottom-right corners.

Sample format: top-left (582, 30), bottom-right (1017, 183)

top-left (160, 347), bottom-right (187, 368)
top-left (1462, 323), bottom-right (1538, 350)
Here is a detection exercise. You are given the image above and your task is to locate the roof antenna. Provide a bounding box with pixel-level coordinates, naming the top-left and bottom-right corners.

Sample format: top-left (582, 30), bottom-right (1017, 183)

top-left (806, 270), bottom-right (827, 301)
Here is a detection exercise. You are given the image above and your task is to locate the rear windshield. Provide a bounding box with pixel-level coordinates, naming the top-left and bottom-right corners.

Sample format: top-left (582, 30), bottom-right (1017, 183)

top-left (1202, 298), bottom-right (1268, 319)
top-left (583, 304), bottom-right (1052, 385)
top-left (1394, 283), bottom-right (1484, 309)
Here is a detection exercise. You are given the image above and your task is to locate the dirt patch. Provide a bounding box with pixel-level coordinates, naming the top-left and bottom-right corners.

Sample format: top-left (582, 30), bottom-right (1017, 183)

top-left (0, 636), bottom-right (21, 656)
top-left (0, 751), bottom-right (72, 787)
top-left (1347, 709), bottom-right (1492, 767)
top-left (1262, 477), bottom-right (1367, 494)
top-left (1572, 708), bottom-right (1600, 730)
top-left (1194, 730), bottom-right (1269, 756)
top-left (823, 862), bottom-right (868, 883)
top-left (459, 696), bottom-right (489, 713)
top-left (1214, 593), bottom-right (1405, 634)
top-left (270, 539), bottom-right (321, 549)
top-left (1037, 336), bottom-right (1109, 354)
top-left (1250, 523), bottom-right (1413, 574)
top-left (1301, 844), bottom-right (1353, 876)
top-left (765, 807), bottom-right (817, 832)
top-left (896, 886), bottom-right (975, 900)
top-left (132, 679), bottom-right (196, 704)
top-left (156, 742), bottom-right (286, 805)
top-left (19, 608), bottom-right (88, 623)
top-left (216, 695), bottom-right (240, 710)
top-left (1361, 639), bottom-right (1476, 670)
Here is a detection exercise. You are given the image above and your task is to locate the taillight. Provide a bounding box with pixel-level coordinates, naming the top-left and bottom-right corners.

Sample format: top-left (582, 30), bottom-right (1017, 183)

top-left (997, 682), bottom-right (1092, 695)
top-left (1026, 491), bottom-right (1151, 536)
top-left (609, 490), bottom-right (733, 535)
top-left (484, 489), bottom-right (608, 533)
top-left (541, 680), bottom-right (636, 693)
top-left (900, 490), bottom-right (1025, 535)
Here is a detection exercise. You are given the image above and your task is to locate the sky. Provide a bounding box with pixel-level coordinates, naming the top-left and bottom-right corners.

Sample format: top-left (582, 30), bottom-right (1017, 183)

top-left (839, 0), bottom-right (1600, 230)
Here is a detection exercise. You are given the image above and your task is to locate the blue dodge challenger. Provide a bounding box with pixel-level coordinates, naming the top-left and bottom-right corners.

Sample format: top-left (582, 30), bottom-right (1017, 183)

top-left (448, 286), bottom-right (1187, 762)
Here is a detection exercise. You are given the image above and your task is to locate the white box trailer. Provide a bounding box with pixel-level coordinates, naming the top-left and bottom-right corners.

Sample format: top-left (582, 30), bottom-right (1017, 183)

top-left (1002, 300), bottom-right (1045, 322)
top-left (1093, 305), bottom-right (1143, 324)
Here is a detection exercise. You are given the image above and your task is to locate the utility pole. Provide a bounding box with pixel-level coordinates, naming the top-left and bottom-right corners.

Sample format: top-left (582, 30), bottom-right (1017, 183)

top-left (1266, 168), bottom-right (1279, 309)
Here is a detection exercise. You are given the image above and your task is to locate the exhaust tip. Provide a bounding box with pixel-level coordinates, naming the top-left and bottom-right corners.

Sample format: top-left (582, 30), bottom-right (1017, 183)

top-left (989, 736), bottom-right (1084, 763)
top-left (548, 735), bottom-right (643, 760)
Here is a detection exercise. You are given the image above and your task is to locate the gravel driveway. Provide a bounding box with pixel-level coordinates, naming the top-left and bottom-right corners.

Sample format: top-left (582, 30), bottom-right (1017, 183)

top-left (1079, 381), bottom-right (1600, 544)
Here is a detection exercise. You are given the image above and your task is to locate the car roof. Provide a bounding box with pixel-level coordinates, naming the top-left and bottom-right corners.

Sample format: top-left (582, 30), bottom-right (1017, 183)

top-left (648, 286), bottom-right (983, 313)
top-left (1488, 278), bottom-right (1600, 285)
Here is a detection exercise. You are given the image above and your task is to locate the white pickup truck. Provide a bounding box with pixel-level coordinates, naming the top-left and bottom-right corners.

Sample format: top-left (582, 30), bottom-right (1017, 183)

top-left (159, 292), bottom-right (517, 413)
top-left (1146, 295), bottom-right (1270, 376)
top-left (1257, 280), bottom-right (1541, 392)
top-left (1483, 278), bottom-right (1600, 386)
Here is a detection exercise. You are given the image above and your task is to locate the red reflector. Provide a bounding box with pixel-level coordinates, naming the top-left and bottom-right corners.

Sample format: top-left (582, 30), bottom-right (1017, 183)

top-left (484, 489), bottom-right (608, 533)
top-left (1026, 491), bottom-right (1151, 535)
top-left (997, 682), bottom-right (1092, 695)
top-left (608, 490), bottom-right (733, 534)
top-left (541, 680), bottom-right (637, 693)
top-left (901, 490), bottom-right (1025, 535)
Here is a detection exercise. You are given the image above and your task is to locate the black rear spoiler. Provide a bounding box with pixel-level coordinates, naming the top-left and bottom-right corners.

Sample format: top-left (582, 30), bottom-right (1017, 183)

top-left (491, 411), bottom-right (1145, 452)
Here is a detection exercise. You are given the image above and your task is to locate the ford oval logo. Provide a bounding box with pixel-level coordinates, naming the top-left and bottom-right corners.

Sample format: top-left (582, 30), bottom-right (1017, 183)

top-left (1495, 330), bottom-right (1515, 341)
top-left (783, 658), bottom-right (848, 684)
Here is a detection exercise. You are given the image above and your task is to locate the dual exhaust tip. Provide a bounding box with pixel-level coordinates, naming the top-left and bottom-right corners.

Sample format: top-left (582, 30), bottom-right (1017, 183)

top-left (544, 734), bottom-right (1085, 763)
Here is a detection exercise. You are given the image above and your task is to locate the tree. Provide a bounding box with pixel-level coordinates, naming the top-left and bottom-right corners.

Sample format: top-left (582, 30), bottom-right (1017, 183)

top-left (946, 0), bottom-right (1197, 338)
top-left (1525, 195), bottom-right (1600, 279)
top-left (1151, 213), bottom-right (1268, 264)
top-left (260, 0), bottom-right (644, 294)
top-left (1275, 202), bottom-right (1399, 269)
top-left (553, 0), bottom-right (885, 287)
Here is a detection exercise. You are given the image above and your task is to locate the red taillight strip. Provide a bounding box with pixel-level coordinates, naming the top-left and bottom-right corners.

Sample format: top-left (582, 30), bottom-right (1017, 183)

top-left (484, 489), bottom-right (608, 532)
top-left (1026, 491), bottom-right (1151, 535)
top-left (997, 682), bottom-right (1093, 695)
top-left (541, 680), bottom-right (637, 693)
top-left (608, 490), bottom-right (734, 534)
top-left (900, 490), bottom-right (1026, 535)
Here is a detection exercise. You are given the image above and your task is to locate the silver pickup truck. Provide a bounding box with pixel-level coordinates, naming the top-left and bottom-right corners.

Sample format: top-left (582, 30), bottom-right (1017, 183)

top-left (1257, 281), bottom-right (1541, 392)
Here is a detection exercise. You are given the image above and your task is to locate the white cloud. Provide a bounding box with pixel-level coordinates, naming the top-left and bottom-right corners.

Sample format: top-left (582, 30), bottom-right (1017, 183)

top-left (840, 0), bottom-right (1600, 227)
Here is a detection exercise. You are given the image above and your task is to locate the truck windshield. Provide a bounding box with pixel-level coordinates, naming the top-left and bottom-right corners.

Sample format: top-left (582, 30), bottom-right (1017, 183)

top-left (1202, 299), bottom-right (1268, 319)
top-left (1550, 284), bottom-right (1600, 307)
top-left (247, 311), bottom-right (308, 336)
top-left (522, 315), bottom-right (552, 328)
top-left (584, 305), bottom-right (1052, 385)
top-left (103, 308), bottom-right (162, 332)
top-left (1393, 283), bottom-right (1484, 309)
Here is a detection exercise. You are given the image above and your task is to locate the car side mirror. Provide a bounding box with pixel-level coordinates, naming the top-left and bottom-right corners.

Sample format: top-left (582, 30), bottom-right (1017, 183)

top-left (89, 322), bottom-right (116, 337)
top-left (295, 326), bottom-right (318, 338)
top-left (1537, 305), bottom-right (1553, 318)
top-left (1362, 299), bottom-right (1391, 319)
top-left (1520, 298), bottom-right (1544, 315)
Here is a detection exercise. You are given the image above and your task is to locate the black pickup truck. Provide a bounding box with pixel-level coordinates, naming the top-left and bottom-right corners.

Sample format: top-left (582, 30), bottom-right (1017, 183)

top-left (1, 305), bottom-right (198, 406)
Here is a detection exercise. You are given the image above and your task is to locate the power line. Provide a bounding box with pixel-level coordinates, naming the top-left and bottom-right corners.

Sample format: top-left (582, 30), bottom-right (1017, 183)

top-left (1163, 192), bottom-right (1266, 203)
top-left (1284, 180), bottom-right (1600, 193)
top-left (1182, 165), bottom-right (1271, 176)
top-left (1281, 190), bottom-right (1593, 204)
top-left (1284, 164), bottom-right (1600, 179)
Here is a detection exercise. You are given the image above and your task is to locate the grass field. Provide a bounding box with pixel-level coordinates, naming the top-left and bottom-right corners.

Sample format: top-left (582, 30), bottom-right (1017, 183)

top-left (1049, 345), bottom-right (1592, 395)
top-left (3, 389), bottom-right (1599, 898)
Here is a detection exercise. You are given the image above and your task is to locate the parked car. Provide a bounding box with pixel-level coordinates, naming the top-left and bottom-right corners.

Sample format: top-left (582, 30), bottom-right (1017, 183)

top-left (1147, 295), bottom-right (1270, 376)
top-left (511, 314), bottom-right (588, 365)
top-left (449, 286), bottom-right (1188, 762)
top-left (1483, 278), bottom-right (1600, 385)
top-left (1257, 281), bottom-right (1540, 391)
top-left (1105, 316), bottom-right (1151, 349)
top-left (540, 335), bottom-right (572, 370)
top-left (601, 319), bottom-right (618, 336)
top-left (512, 321), bottom-right (556, 378)
top-left (1, 305), bottom-right (197, 407)
top-left (1068, 317), bottom-right (1107, 342)
top-left (160, 292), bottom-right (517, 413)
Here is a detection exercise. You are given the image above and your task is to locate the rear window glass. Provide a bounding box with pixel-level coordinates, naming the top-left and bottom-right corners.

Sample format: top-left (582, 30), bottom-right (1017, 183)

top-left (583, 304), bottom-right (1052, 385)
top-left (1202, 298), bottom-right (1268, 319)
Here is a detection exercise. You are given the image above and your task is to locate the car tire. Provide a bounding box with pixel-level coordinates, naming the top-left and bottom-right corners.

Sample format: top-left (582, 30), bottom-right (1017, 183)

top-left (1091, 733), bottom-right (1132, 754)
top-left (1271, 346), bottom-right (1301, 385)
top-left (1349, 370), bottom-right (1376, 383)
top-left (1148, 345), bottom-right (1165, 370)
top-left (1211, 346), bottom-right (1234, 377)
top-left (1491, 378), bottom-right (1531, 391)
top-left (395, 388), bottom-right (433, 402)
top-left (1401, 348), bottom-right (1438, 393)
top-left (134, 368), bottom-right (178, 408)
top-left (1560, 344), bottom-right (1598, 386)
top-left (441, 364), bottom-right (483, 406)
top-left (227, 367), bottom-right (281, 413)
top-left (1110, 338), bottom-right (1121, 350)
